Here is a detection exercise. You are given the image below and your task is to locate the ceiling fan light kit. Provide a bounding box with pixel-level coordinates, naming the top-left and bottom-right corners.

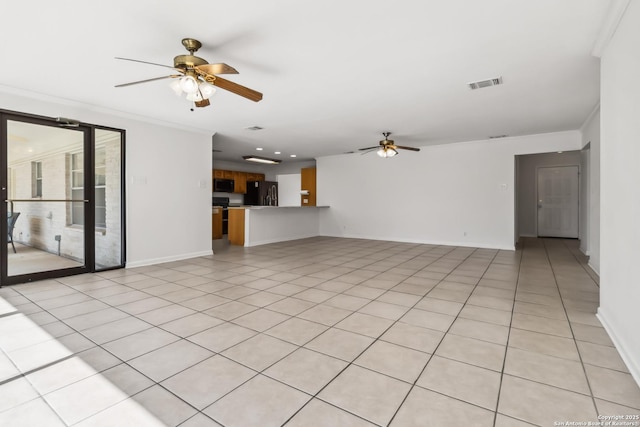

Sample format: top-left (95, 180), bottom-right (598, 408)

top-left (377, 147), bottom-right (398, 157)
top-left (359, 132), bottom-right (420, 158)
top-left (115, 38), bottom-right (262, 108)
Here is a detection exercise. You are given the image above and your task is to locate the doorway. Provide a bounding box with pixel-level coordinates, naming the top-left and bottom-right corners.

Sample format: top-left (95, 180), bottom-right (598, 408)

top-left (537, 165), bottom-right (579, 238)
top-left (1, 111), bottom-right (125, 285)
top-left (515, 151), bottom-right (582, 242)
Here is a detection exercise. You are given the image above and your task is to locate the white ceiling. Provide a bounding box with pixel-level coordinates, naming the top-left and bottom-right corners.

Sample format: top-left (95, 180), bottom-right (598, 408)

top-left (1, 0), bottom-right (608, 162)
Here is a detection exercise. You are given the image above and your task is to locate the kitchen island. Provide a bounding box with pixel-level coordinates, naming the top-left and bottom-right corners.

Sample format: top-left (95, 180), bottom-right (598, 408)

top-left (227, 206), bottom-right (329, 247)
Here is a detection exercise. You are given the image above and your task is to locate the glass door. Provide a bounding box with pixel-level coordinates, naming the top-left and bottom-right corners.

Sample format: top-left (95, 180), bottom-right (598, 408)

top-left (93, 127), bottom-right (125, 270)
top-left (0, 111), bottom-right (126, 285)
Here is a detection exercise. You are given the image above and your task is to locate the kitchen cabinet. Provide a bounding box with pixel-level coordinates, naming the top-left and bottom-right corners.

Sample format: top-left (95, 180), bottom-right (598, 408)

top-left (213, 169), bottom-right (234, 179)
top-left (246, 173), bottom-right (265, 182)
top-left (212, 208), bottom-right (223, 239)
top-left (213, 169), bottom-right (264, 193)
top-left (228, 208), bottom-right (245, 246)
top-left (301, 167), bottom-right (317, 206)
top-left (233, 171), bottom-right (247, 194)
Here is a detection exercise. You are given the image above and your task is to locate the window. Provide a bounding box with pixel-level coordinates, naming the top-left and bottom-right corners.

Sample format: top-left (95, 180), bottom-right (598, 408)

top-left (32, 161), bottom-right (42, 197)
top-left (71, 146), bottom-right (106, 227)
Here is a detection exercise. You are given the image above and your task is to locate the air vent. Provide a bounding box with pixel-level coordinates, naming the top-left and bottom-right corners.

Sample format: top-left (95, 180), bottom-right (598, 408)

top-left (489, 134), bottom-right (509, 139)
top-left (246, 126), bottom-right (264, 131)
top-left (213, 149), bottom-right (222, 152)
top-left (468, 76), bottom-right (503, 90)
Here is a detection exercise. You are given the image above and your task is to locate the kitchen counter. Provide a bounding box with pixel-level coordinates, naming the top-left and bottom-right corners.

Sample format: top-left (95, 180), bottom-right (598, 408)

top-left (226, 206), bottom-right (329, 247)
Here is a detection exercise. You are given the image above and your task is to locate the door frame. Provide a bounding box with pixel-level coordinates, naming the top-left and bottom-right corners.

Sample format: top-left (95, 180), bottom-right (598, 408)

top-left (0, 109), bottom-right (126, 285)
top-left (535, 164), bottom-right (580, 238)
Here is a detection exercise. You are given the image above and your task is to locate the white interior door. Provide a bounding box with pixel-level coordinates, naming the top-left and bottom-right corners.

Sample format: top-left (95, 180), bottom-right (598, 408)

top-left (537, 166), bottom-right (579, 238)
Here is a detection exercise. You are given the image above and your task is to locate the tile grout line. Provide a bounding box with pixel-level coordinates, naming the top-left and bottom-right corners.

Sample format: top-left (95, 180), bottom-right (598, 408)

top-left (561, 239), bottom-right (600, 288)
top-left (491, 239), bottom-right (523, 427)
top-left (541, 238), bottom-right (600, 418)
top-left (278, 245), bottom-right (483, 426)
top-left (386, 246), bottom-right (502, 426)
top-left (278, 245), bottom-right (466, 426)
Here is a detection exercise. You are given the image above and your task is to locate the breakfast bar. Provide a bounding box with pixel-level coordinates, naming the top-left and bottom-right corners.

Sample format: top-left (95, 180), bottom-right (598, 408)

top-left (227, 206), bottom-right (329, 247)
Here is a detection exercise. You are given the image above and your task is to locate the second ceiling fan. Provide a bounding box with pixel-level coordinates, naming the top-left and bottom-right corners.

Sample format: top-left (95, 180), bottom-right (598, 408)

top-left (359, 132), bottom-right (420, 158)
top-left (115, 38), bottom-right (263, 108)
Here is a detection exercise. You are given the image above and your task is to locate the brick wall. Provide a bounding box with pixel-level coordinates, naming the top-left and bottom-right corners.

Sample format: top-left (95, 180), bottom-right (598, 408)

top-left (9, 133), bottom-right (122, 267)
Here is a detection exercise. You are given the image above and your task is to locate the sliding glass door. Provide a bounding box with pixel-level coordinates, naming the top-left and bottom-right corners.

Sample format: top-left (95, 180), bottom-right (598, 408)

top-left (1, 111), bottom-right (125, 285)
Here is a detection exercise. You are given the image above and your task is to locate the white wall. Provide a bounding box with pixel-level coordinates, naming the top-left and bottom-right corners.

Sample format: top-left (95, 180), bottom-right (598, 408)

top-left (0, 88), bottom-right (213, 267)
top-left (318, 131), bottom-right (582, 250)
top-left (581, 107), bottom-right (601, 273)
top-left (598, 0), bottom-right (640, 385)
top-left (579, 146), bottom-right (590, 254)
top-left (276, 174), bottom-right (302, 207)
top-left (516, 151), bottom-right (581, 239)
top-left (244, 208), bottom-right (321, 247)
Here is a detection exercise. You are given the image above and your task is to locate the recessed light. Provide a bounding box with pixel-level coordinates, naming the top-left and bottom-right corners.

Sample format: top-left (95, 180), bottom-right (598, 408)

top-left (290, 154), bottom-right (297, 158)
top-left (557, 151), bottom-right (564, 154)
top-left (274, 151), bottom-right (281, 155)
top-left (243, 155), bottom-right (282, 164)
top-left (256, 147), bottom-right (263, 151)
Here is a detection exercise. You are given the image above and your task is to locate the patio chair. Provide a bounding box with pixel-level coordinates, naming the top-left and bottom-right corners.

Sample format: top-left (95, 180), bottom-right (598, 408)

top-left (8, 212), bottom-right (20, 253)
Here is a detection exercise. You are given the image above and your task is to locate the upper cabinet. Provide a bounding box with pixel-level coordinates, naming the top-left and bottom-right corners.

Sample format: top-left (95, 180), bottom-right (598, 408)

top-left (247, 172), bottom-right (265, 182)
top-left (213, 169), bottom-right (233, 179)
top-left (233, 171), bottom-right (247, 194)
top-left (213, 169), bottom-right (265, 194)
top-left (301, 167), bottom-right (317, 206)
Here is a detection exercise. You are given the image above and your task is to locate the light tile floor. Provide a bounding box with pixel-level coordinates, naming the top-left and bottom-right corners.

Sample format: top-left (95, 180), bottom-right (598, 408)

top-left (1, 237), bottom-right (639, 426)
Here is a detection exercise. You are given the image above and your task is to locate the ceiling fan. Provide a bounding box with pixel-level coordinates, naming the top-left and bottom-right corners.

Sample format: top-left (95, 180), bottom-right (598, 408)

top-left (115, 38), bottom-right (263, 108)
top-left (359, 132), bottom-right (420, 157)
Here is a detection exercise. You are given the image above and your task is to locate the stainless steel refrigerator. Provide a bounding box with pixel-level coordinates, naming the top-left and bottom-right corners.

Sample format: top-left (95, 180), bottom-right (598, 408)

top-left (245, 181), bottom-right (278, 206)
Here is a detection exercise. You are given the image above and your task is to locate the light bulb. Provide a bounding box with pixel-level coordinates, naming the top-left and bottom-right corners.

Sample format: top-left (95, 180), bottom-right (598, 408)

top-left (199, 82), bottom-right (216, 99)
top-left (180, 75), bottom-right (199, 94)
top-left (186, 91), bottom-right (203, 102)
top-left (169, 79), bottom-right (182, 96)
top-left (387, 148), bottom-right (398, 157)
top-left (377, 148), bottom-right (387, 158)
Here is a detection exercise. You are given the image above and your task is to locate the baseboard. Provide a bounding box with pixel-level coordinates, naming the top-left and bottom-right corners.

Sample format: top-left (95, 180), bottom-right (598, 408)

top-left (597, 308), bottom-right (640, 388)
top-left (126, 249), bottom-right (213, 268)
top-left (587, 261), bottom-right (600, 276)
top-left (319, 232), bottom-right (515, 251)
top-left (246, 233), bottom-right (320, 247)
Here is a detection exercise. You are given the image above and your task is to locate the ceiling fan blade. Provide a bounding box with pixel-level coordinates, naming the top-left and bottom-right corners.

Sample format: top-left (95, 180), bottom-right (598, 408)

top-left (196, 63), bottom-right (239, 75)
top-left (358, 146), bottom-right (380, 151)
top-left (395, 145), bottom-right (421, 152)
top-left (209, 75), bottom-right (263, 102)
top-left (115, 75), bottom-right (180, 88)
top-left (115, 57), bottom-right (181, 70)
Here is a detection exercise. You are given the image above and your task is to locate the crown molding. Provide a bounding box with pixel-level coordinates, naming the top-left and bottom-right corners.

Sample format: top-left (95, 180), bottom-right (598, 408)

top-left (592, 0), bottom-right (631, 57)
